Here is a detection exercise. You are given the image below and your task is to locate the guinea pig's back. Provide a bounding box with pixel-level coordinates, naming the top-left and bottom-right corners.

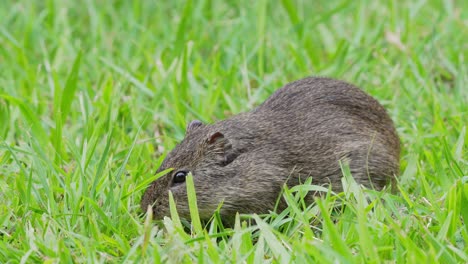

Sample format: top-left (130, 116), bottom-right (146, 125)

top-left (251, 77), bottom-right (400, 189)
top-left (255, 77), bottom-right (398, 148)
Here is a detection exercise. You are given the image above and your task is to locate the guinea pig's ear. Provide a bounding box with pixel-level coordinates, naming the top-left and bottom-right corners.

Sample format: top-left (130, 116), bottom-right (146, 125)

top-left (206, 132), bottom-right (236, 165)
top-left (186, 120), bottom-right (205, 134)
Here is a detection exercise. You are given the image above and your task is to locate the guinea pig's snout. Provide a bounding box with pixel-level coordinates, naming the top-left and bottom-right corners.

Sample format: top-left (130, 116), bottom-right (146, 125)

top-left (151, 199), bottom-right (167, 219)
top-left (156, 199), bottom-right (163, 207)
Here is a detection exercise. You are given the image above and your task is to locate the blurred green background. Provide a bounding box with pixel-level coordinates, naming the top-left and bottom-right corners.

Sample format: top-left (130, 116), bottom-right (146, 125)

top-left (0, 0), bottom-right (467, 262)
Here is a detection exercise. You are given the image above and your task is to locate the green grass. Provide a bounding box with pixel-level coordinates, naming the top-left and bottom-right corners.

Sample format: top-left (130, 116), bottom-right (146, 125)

top-left (0, 0), bottom-right (467, 262)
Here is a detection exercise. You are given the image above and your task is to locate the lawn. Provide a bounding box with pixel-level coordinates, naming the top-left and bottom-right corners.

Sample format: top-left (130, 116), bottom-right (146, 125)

top-left (0, 0), bottom-right (467, 263)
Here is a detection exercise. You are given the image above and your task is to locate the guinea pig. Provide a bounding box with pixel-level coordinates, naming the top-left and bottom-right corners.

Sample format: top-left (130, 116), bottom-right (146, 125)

top-left (140, 77), bottom-right (400, 221)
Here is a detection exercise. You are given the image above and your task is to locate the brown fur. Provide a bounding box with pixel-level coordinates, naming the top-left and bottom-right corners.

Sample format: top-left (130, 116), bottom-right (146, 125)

top-left (140, 77), bottom-right (400, 221)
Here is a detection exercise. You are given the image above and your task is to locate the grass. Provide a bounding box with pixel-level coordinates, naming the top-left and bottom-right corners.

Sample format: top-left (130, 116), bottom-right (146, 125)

top-left (0, 0), bottom-right (467, 262)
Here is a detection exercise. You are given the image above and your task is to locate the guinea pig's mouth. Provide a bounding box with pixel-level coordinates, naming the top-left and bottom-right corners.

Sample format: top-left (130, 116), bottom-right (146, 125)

top-left (149, 200), bottom-right (166, 220)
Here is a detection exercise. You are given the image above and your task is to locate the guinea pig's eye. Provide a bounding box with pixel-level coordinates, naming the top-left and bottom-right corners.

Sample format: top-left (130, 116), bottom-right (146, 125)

top-left (173, 170), bottom-right (188, 184)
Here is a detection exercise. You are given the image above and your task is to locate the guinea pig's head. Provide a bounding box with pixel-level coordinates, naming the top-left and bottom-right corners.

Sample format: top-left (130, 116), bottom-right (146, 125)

top-left (140, 120), bottom-right (236, 221)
